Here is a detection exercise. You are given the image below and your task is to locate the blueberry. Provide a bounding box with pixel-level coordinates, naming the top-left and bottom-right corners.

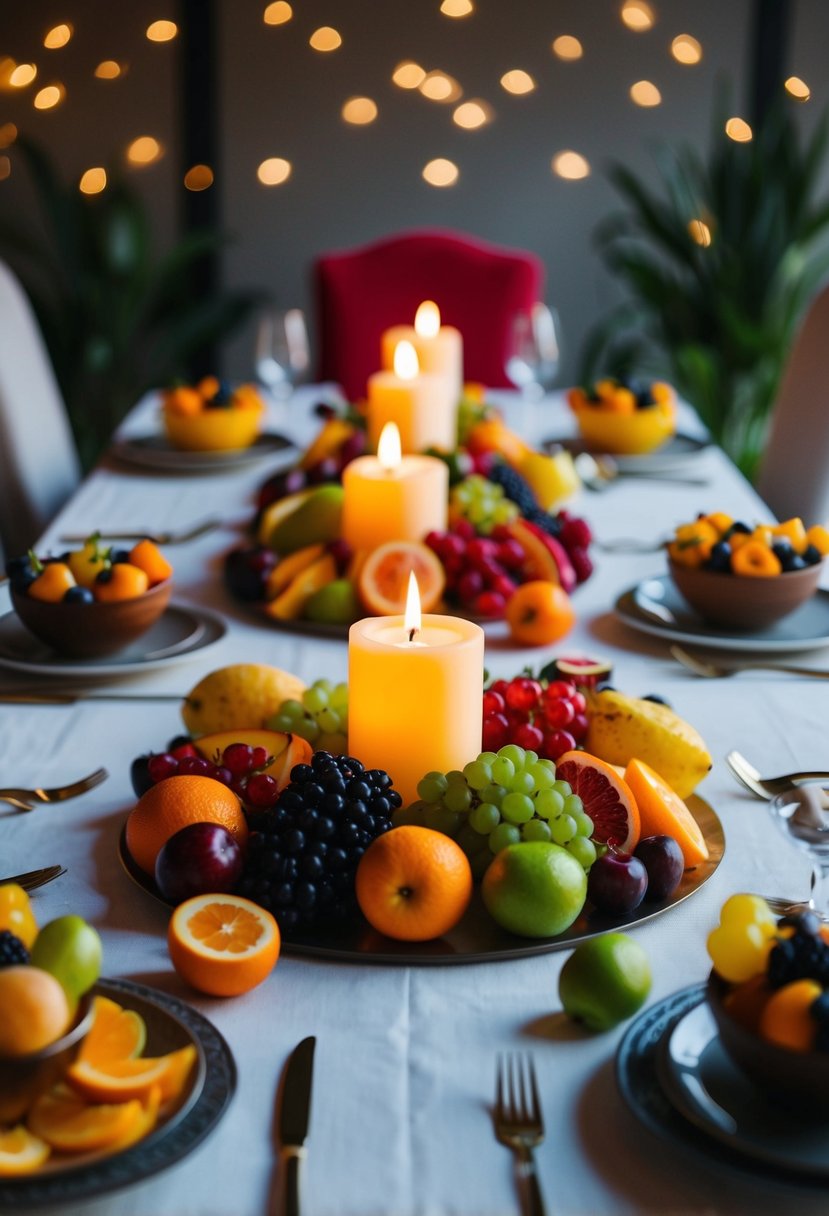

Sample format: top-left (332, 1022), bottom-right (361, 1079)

top-left (207, 378), bottom-right (233, 407)
top-left (706, 541), bottom-right (731, 572)
top-left (63, 585), bottom-right (95, 603)
top-left (109, 548), bottom-right (130, 564)
top-left (726, 521), bottom-right (751, 536)
top-left (95, 567), bottom-right (114, 584)
top-left (803, 544), bottom-right (822, 566)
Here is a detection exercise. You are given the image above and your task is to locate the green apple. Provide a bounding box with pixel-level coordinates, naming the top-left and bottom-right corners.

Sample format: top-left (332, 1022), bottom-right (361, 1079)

top-left (30, 914), bottom-right (102, 1007)
top-left (558, 932), bottom-right (651, 1031)
top-left (481, 842), bottom-right (587, 937)
top-left (304, 578), bottom-right (360, 624)
top-left (268, 484), bottom-right (344, 555)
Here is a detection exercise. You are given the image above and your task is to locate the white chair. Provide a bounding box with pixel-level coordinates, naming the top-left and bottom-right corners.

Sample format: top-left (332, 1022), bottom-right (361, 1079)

top-left (0, 260), bottom-right (80, 555)
top-left (757, 281), bottom-right (829, 525)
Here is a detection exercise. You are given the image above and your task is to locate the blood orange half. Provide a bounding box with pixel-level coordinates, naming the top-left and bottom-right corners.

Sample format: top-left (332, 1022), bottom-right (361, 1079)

top-left (357, 541), bottom-right (445, 615)
top-left (555, 750), bottom-right (640, 852)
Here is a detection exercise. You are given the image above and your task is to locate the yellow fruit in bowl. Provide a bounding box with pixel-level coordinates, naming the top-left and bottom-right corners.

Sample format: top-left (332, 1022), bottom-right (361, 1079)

top-left (161, 381), bottom-right (265, 452)
top-left (0, 966), bottom-right (72, 1057)
top-left (569, 381), bottom-right (677, 455)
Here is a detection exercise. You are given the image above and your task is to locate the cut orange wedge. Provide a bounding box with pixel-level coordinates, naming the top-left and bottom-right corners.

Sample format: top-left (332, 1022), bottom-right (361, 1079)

top-left (67, 1044), bottom-right (197, 1104)
top-left (102, 1085), bottom-right (162, 1155)
top-left (168, 893), bottom-right (280, 996)
top-left (357, 541), bottom-right (445, 616)
top-left (77, 995), bottom-right (146, 1066)
top-left (28, 1085), bottom-right (143, 1154)
top-left (623, 758), bottom-right (709, 866)
top-left (0, 1126), bottom-right (51, 1176)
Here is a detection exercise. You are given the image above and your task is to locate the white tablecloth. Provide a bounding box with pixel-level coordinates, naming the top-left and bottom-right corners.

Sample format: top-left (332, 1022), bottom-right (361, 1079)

top-left (3, 388), bottom-right (829, 1216)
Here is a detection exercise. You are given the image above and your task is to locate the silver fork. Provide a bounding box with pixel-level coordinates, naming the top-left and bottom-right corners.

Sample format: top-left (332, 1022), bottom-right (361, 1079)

top-left (493, 1052), bottom-right (546, 1216)
top-left (670, 644), bottom-right (829, 680)
top-left (59, 517), bottom-right (224, 545)
top-left (726, 750), bottom-right (829, 799)
top-left (0, 767), bottom-right (108, 812)
top-left (0, 865), bottom-right (67, 891)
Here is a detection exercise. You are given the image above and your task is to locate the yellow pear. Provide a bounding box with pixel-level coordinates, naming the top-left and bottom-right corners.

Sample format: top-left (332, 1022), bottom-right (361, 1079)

top-left (181, 665), bottom-right (307, 734)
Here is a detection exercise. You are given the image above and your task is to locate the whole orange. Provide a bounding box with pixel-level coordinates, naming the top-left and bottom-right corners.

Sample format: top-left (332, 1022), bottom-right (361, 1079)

top-left (125, 775), bottom-right (248, 876)
top-left (355, 825), bottom-right (472, 942)
top-left (505, 580), bottom-right (575, 646)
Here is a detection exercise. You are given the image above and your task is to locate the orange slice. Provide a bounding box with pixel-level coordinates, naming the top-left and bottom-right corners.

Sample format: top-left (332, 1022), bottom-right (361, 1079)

top-left (0, 1126), bottom-right (51, 1176)
top-left (103, 1085), bottom-right (162, 1154)
top-left (623, 758), bottom-right (709, 865)
top-left (77, 996), bottom-right (146, 1066)
top-left (554, 750), bottom-right (640, 852)
top-left (357, 541), bottom-right (445, 615)
top-left (168, 893), bottom-right (280, 997)
top-left (67, 1044), bottom-right (197, 1104)
top-left (28, 1085), bottom-right (143, 1153)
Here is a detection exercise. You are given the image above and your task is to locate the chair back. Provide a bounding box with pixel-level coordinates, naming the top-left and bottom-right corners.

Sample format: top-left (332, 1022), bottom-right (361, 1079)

top-left (0, 260), bottom-right (80, 555)
top-left (314, 229), bottom-right (545, 401)
top-left (757, 281), bottom-right (829, 524)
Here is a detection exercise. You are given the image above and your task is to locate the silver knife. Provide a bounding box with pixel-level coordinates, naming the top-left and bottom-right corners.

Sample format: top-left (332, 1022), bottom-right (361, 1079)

top-left (275, 1036), bottom-right (316, 1216)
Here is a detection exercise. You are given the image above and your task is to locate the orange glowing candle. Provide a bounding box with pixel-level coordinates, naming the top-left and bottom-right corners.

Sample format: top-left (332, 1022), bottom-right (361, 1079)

top-left (341, 422), bottom-right (448, 551)
top-left (368, 339), bottom-right (457, 453)
top-left (381, 301), bottom-right (464, 399)
top-left (348, 574), bottom-right (484, 805)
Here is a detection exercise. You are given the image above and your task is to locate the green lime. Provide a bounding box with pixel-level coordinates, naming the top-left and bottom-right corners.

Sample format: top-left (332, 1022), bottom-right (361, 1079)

top-left (303, 578), bottom-right (360, 624)
top-left (30, 914), bottom-right (102, 1006)
top-left (558, 932), bottom-right (651, 1031)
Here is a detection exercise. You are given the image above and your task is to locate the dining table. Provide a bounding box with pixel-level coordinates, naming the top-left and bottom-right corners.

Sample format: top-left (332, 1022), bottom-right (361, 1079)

top-left (2, 384), bottom-right (829, 1216)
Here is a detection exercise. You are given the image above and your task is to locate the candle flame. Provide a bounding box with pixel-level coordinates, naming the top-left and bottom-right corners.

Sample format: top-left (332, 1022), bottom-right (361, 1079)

top-left (415, 300), bottom-right (440, 338)
top-left (377, 421), bottom-right (402, 471)
top-left (393, 339), bottom-right (419, 380)
top-left (404, 571), bottom-right (422, 640)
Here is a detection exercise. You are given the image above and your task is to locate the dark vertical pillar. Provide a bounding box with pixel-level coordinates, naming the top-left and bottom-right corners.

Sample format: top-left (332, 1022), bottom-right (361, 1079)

top-left (179, 0), bottom-right (219, 373)
top-left (749, 0), bottom-right (792, 128)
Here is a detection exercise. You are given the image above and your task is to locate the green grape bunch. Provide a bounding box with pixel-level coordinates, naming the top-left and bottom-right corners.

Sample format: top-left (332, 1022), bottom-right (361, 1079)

top-left (449, 475), bottom-right (519, 536)
top-left (267, 679), bottom-right (349, 755)
top-left (395, 744), bottom-right (597, 879)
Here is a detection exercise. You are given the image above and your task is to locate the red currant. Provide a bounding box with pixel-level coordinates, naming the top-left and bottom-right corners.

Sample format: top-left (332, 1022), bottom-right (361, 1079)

top-left (171, 742), bottom-right (198, 760)
top-left (505, 678), bottom-right (543, 712)
top-left (250, 746), bottom-right (270, 770)
top-left (148, 753), bottom-right (179, 783)
top-left (483, 689), bottom-right (506, 716)
top-left (489, 679), bottom-right (509, 698)
top-left (482, 712), bottom-right (510, 750)
top-left (473, 590), bottom-right (507, 619)
top-left (514, 722), bottom-right (544, 750)
top-left (542, 699), bottom-right (575, 729)
top-left (570, 713), bottom-right (589, 742)
top-left (496, 539), bottom-right (526, 570)
top-left (213, 766), bottom-right (234, 786)
top-left (544, 680), bottom-right (577, 702)
top-left (569, 690), bottom-right (587, 714)
top-left (542, 729), bottom-right (577, 761)
top-left (457, 569), bottom-right (484, 603)
top-left (223, 743), bottom-right (255, 776)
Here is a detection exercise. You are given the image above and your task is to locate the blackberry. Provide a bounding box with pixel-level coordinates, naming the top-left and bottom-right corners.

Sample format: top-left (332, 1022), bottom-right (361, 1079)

top-left (487, 462), bottom-right (538, 516)
top-left (0, 930), bottom-right (29, 968)
top-left (767, 928), bottom-right (829, 988)
top-left (238, 752), bottom-right (400, 934)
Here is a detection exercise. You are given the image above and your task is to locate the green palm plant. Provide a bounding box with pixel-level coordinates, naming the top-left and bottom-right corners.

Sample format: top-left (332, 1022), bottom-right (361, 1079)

top-left (581, 95), bottom-right (829, 479)
top-left (0, 138), bottom-right (263, 469)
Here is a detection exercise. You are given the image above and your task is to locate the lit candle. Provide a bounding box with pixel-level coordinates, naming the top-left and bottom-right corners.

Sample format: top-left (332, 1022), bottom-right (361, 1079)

top-left (341, 422), bottom-right (449, 551)
top-left (348, 574), bottom-right (485, 805)
top-left (367, 340), bottom-right (457, 453)
top-left (381, 301), bottom-right (464, 400)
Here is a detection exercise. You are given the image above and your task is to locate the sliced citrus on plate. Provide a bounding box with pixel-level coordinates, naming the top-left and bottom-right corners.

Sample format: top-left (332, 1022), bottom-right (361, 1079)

top-left (168, 893), bottom-right (280, 996)
top-left (67, 1044), bottom-right (197, 1104)
top-left (357, 541), bottom-right (445, 615)
top-left (28, 1085), bottom-right (144, 1154)
top-left (623, 758), bottom-right (709, 865)
top-left (103, 1084), bottom-right (162, 1154)
top-left (554, 750), bottom-right (640, 852)
top-left (0, 1126), bottom-right (51, 1176)
top-left (77, 995), bottom-right (146, 1065)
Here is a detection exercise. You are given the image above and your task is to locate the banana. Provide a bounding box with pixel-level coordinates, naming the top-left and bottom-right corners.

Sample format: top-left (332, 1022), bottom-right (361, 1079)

top-left (584, 689), bottom-right (711, 798)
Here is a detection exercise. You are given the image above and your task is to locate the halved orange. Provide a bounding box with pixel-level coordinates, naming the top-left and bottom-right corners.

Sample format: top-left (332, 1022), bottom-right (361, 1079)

top-left (0, 1126), bottom-right (50, 1176)
top-left (67, 1044), bottom-right (197, 1104)
top-left (623, 758), bottom-right (709, 865)
top-left (168, 893), bottom-right (280, 997)
top-left (357, 541), bottom-right (445, 616)
top-left (555, 750), bottom-right (640, 852)
top-left (28, 1085), bottom-right (143, 1154)
top-left (77, 996), bottom-right (146, 1066)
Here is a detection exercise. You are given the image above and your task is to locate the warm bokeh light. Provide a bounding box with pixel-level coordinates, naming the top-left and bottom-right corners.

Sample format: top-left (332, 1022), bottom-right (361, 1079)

top-left (44, 24), bottom-right (73, 49)
top-left (552, 151), bottom-right (591, 180)
top-left (688, 219), bottom-right (712, 247)
top-left (394, 341), bottom-right (420, 379)
top-left (453, 99), bottom-right (492, 129)
top-left (621, 1), bottom-right (655, 31)
top-left (0, 123), bottom-right (17, 148)
top-left (415, 301), bottom-right (440, 338)
top-left (422, 158), bottom-right (459, 187)
top-left (310, 26), bottom-right (341, 51)
top-left (440, 0), bottom-right (474, 15)
top-left (725, 117), bottom-right (753, 142)
top-left (420, 72), bottom-right (462, 102)
top-left (552, 35), bottom-right (583, 60)
top-left (0, 157), bottom-right (10, 182)
top-left (79, 167), bottom-right (106, 194)
top-left (377, 422), bottom-right (403, 471)
top-left (500, 69), bottom-right (535, 95)
top-left (257, 157), bottom-right (291, 185)
top-left (146, 20), bottom-right (177, 42)
top-left (10, 64), bottom-right (37, 88)
top-left (34, 83), bottom-right (65, 109)
top-left (0, 59), bottom-right (16, 90)
top-left (630, 80), bottom-right (661, 107)
top-left (671, 34), bottom-right (702, 64)
top-left (342, 96), bottom-right (378, 125)
top-left (127, 136), bottom-right (163, 166)
top-left (184, 164), bottom-right (214, 191)
top-left (785, 76), bottom-right (811, 101)
top-left (263, 2), bottom-right (292, 25)
top-left (392, 61), bottom-right (426, 89)
top-left (95, 60), bottom-right (124, 79)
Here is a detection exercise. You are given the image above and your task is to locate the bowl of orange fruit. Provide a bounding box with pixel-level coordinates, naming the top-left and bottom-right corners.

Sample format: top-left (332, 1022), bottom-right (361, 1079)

top-left (162, 378), bottom-right (265, 452)
top-left (7, 535), bottom-right (173, 658)
top-left (567, 378), bottom-right (677, 456)
top-left (667, 514), bottom-right (828, 630)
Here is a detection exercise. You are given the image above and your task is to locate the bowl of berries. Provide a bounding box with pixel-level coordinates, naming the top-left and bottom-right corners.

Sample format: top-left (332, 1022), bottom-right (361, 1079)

top-left (667, 514), bottom-right (827, 630)
top-left (706, 896), bottom-right (829, 1109)
top-left (8, 536), bottom-right (173, 658)
top-left (162, 378), bottom-right (265, 452)
top-left (567, 378), bottom-right (677, 456)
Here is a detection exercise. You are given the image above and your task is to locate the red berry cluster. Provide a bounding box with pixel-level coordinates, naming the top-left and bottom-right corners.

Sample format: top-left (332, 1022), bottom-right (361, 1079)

top-left (147, 742), bottom-right (281, 808)
top-left (425, 522), bottom-right (524, 619)
top-left (556, 511), bottom-right (594, 585)
top-left (482, 676), bottom-right (589, 761)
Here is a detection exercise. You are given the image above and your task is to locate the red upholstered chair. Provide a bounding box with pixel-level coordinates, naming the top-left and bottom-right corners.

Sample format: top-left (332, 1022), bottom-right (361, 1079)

top-left (314, 230), bottom-right (545, 401)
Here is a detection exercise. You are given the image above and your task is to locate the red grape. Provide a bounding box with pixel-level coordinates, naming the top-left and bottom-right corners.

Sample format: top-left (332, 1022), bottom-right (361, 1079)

top-left (505, 678), bottom-right (543, 712)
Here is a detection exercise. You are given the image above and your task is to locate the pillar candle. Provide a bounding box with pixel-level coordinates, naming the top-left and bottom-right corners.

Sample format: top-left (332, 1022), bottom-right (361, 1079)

top-left (381, 301), bottom-right (464, 401)
top-left (367, 339), bottom-right (457, 454)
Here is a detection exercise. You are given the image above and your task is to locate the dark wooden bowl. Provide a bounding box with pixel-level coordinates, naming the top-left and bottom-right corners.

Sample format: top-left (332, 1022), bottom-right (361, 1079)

top-left (11, 579), bottom-right (173, 658)
top-left (0, 991), bottom-right (94, 1124)
top-left (668, 556), bottom-right (823, 630)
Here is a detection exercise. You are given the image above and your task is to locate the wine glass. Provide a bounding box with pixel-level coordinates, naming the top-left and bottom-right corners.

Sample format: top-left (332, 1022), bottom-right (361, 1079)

top-left (255, 307), bottom-right (310, 402)
top-left (505, 303), bottom-right (562, 401)
top-left (768, 786), bottom-right (829, 914)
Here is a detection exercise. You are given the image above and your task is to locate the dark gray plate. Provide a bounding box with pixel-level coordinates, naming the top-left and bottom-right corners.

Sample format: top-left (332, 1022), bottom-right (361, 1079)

top-left (0, 976), bottom-right (235, 1209)
top-left (111, 432), bottom-right (296, 474)
top-left (542, 430), bottom-right (709, 472)
top-left (119, 796), bottom-right (724, 965)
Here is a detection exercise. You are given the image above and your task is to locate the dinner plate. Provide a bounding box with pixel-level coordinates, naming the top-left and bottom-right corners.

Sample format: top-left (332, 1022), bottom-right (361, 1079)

top-left (118, 795), bottom-right (724, 965)
top-left (542, 431), bottom-right (709, 473)
top-left (0, 975), bottom-right (235, 1209)
top-left (615, 576), bottom-right (829, 654)
top-left (0, 603), bottom-right (227, 677)
top-left (111, 432), bottom-right (296, 474)
top-left (617, 985), bottom-right (829, 1188)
